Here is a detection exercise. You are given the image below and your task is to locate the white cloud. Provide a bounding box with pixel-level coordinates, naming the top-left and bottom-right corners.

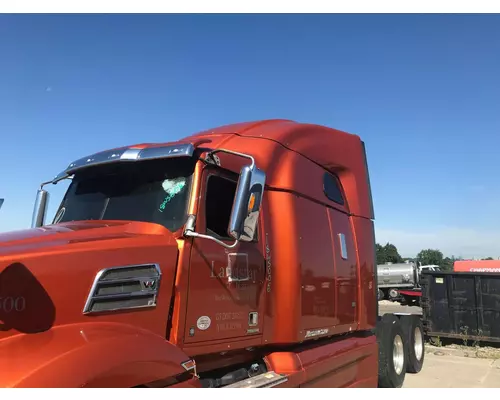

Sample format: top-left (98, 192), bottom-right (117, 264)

top-left (375, 226), bottom-right (500, 259)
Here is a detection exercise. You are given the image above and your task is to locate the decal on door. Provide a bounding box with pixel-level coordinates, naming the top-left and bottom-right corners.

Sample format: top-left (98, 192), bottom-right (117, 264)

top-left (209, 253), bottom-right (256, 288)
top-left (227, 253), bottom-right (249, 283)
top-left (265, 233), bottom-right (272, 293)
top-left (196, 316), bottom-right (211, 331)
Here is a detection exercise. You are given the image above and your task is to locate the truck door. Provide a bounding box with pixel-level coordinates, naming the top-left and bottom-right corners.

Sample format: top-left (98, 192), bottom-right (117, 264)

top-left (322, 171), bottom-right (358, 328)
top-left (327, 208), bottom-right (358, 327)
top-left (183, 166), bottom-right (266, 344)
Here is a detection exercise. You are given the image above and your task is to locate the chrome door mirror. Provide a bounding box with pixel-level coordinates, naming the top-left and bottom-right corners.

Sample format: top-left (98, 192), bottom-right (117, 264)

top-left (228, 165), bottom-right (265, 242)
top-left (183, 148), bottom-right (266, 249)
top-left (31, 189), bottom-right (50, 228)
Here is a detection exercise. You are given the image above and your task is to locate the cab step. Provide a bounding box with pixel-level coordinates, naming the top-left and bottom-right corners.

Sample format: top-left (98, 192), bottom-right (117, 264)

top-left (223, 371), bottom-right (288, 388)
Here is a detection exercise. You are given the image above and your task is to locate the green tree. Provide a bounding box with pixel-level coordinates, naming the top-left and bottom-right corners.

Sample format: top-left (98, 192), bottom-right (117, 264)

top-left (417, 249), bottom-right (444, 267)
top-left (441, 257), bottom-right (453, 271)
top-left (482, 257), bottom-right (494, 260)
top-left (376, 242), bottom-right (403, 264)
top-left (384, 243), bottom-right (403, 263)
top-left (376, 243), bottom-right (386, 264)
top-left (444, 255), bottom-right (464, 271)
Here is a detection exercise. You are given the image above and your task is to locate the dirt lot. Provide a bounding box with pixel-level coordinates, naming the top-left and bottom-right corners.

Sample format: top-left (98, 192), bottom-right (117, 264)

top-left (379, 300), bottom-right (500, 388)
top-left (378, 299), bottom-right (422, 316)
top-left (404, 346), bottom-right (500, 388)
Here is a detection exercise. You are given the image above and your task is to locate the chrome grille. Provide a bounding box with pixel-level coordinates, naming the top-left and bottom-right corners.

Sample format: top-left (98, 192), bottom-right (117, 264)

top-left (83, 264), bottom-right (161, 314)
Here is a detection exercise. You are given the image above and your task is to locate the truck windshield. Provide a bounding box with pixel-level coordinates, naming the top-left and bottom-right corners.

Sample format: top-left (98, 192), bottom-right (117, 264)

top-left (53, 157), bottom-right (195, 232)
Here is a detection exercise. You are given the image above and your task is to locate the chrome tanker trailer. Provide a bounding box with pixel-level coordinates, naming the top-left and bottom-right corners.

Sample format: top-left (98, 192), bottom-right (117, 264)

top-left (377, 261), bottom-right (419, 301)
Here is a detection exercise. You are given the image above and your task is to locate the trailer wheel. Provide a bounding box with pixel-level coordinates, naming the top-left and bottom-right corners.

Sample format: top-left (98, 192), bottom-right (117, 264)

top-left (399, 315), bottom-right (425, 373)
top-left (376, 314), bottom-right (407, 388)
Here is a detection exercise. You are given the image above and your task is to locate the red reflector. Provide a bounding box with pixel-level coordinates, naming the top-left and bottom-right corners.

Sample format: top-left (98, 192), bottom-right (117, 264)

top-left (181, 359), bottom-right (196, 371)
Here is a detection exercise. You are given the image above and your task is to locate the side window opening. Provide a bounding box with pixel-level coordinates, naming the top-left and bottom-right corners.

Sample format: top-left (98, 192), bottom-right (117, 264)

top-left (205, 175), bottom-right (237, 239)
top-left (204, 173), bottom-right (260, 242)
top-left (323, 172), bottom-right (345, 206)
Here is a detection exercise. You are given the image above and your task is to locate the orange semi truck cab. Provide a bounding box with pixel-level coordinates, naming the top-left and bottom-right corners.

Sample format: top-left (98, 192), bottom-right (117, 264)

top-left (0, 119), bottom-right (424, 388)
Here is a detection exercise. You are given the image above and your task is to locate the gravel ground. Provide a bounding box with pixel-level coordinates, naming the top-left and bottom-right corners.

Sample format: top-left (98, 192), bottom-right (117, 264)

top-left (428, 342), bottom-right (500, 359)
top-left (404, 352), bottom-right (500, 388)
top-left (378, 300), bottom-right (422, 316)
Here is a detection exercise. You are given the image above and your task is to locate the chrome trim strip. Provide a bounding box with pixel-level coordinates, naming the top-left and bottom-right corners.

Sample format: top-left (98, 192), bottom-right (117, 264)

top-left (96, 276), bottom-right (159, 284)
top-left (206, 148), bottom-right (255, 169)
top-left (120, 148), bottom-right (142, 160)
top-left (54, 143), bottom-right (195, 183)
top-left (92, 290), bottom-right (157, 299)
top-left (339, 233), bottom-right (348, 260)
top-left (83, 263), bottom-right (162, 315)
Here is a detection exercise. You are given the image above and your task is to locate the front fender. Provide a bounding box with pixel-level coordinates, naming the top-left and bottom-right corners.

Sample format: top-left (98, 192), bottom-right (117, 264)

top-left (0, 322), bottom-right (196, 388)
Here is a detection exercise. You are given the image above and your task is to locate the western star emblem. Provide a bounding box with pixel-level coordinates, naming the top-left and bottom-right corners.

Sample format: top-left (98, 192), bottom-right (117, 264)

top-left (142, 280), bottom-right (156, 290)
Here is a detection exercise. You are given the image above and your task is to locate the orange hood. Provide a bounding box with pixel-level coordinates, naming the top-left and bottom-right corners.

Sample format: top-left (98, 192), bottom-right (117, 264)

top-left (0, 221), bottom-right (180, 342)
top-left (0, 220), bottom-right (175, 258)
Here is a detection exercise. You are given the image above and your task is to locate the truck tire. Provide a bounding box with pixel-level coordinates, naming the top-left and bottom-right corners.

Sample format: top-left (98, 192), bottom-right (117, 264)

top-left (378, 289), bottom-right (385, 301)
top-left (399, 315), bottom-right (425, 373)
top-left (376, 314), bottom-right (407, 388)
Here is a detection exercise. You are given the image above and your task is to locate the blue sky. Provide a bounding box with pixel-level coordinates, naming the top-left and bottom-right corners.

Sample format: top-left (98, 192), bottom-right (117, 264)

top-left (0, 14), bottom-right (499, 258)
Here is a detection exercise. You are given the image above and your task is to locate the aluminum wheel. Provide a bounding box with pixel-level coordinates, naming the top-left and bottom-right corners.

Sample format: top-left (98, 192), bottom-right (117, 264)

top-left (414, 327), bottom-right (424, 361)
top-left (393, 334), bottom-right (405, 375)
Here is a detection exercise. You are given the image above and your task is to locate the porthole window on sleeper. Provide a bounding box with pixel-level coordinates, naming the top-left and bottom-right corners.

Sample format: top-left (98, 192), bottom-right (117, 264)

top-left (323, 173), bottom-right (345, 205)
